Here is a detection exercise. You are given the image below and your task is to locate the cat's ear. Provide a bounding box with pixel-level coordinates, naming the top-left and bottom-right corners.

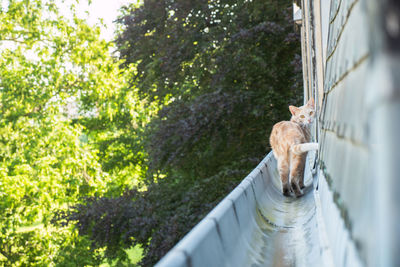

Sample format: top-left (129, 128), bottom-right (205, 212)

top-left (307, 98), bottom-right (315, 108)
top-left (289, 105), bottom-right (299, 115)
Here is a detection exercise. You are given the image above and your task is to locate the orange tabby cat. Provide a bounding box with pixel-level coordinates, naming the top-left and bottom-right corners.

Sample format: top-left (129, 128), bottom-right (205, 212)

top-left (269, 98), bottom-right (318, 197)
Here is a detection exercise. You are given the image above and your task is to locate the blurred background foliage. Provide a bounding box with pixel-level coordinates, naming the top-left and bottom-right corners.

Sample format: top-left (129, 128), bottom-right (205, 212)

top-left (0, 0), bottom-right (302, 266)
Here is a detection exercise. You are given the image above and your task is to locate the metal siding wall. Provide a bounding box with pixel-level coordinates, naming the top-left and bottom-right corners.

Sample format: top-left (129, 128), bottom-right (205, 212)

top-left (366, 0), bottom-right (400, 265)
top-left (317, 0), bottom-right (400, 265)
top-left (301, 0), bottom-right (314, 102)
top-left (319, 0), bottom-right (371, 263)
top-left (320, 0), bottom-right (331, 63)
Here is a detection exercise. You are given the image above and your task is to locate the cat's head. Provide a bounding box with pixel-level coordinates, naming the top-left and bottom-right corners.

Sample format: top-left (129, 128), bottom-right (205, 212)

top-left (289, 98), bottom-right (315, 126)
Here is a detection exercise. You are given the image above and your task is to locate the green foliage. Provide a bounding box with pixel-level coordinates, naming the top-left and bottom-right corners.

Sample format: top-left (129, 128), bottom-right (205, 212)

top-left (1, 0), bottom-right (303, 266)
top-left (64, 0), bottom-right (303, 266)
top-left (0, 0), bottom-right (145, 265)
top-left (116, 0), bottom-right (303, 178)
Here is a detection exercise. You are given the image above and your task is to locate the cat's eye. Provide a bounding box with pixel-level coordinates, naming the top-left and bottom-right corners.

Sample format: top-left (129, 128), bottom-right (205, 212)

top-left (309, 111), bottom-right (314, 115)
top-left (300, 115), bottom-right (305, 119)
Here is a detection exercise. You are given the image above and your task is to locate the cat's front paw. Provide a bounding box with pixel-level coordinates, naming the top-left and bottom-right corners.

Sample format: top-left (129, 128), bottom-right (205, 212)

top-left (291, 181), bottom-right (304, 197)
top-left (294, 190), bottom-right (304, 198)
top-left (282, 184), bottom-right (291, 197)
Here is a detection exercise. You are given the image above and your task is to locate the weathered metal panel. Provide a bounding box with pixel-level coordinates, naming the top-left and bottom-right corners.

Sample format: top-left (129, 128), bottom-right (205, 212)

top-left (366, 1), bottom-right (400, 264)
top-left (317, 0), bottom-right (372, 264)
top-left (314, 0), bottom-right (400, 266)
top-left (320, 0), bottom-right (331, 62)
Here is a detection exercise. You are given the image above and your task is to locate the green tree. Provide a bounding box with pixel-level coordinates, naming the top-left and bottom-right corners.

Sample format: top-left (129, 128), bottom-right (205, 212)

top-left (65, 0), bottom-right (303, 266)
top-left (0, 0), bottom-right (145, 265)
top-left (116, 0), bottom-right (302, 177)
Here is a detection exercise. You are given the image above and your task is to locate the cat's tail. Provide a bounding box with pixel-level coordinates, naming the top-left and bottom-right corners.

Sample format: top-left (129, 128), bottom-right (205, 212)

top-left (290, 142), bottom-right (318, 155)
